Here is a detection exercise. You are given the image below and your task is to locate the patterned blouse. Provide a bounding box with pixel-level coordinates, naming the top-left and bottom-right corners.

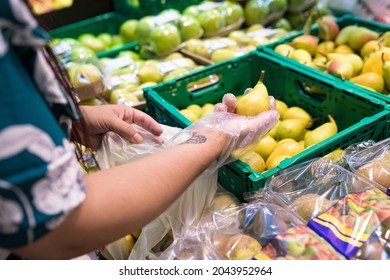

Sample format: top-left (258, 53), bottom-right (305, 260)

top-left (0, 0), bottom-right (86, 258)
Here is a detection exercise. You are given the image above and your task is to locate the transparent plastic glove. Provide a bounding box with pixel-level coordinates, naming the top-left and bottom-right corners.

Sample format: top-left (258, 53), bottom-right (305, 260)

top-left (168, 93), bottom-right (279, 173)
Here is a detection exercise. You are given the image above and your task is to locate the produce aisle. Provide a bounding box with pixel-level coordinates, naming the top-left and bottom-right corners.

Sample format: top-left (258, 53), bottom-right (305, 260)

top-left (20, 0), bottom-right (390, 260)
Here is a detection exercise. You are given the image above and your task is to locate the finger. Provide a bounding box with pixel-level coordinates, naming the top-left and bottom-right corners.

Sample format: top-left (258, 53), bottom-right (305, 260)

top-left (222, 93), bottom-right (237, 113)
top-left (130, 109), bottom-right (163, 137)
top-left (269, 96), bottom-right (276, 110)
top-left (243, 88), bottom-right (252, 95)
top-left (214, 103), bottom-right (228, 112)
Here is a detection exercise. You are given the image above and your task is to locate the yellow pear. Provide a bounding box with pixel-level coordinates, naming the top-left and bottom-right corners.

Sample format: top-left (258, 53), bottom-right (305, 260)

top-left (236, 71), bottom-right (270, 116)
top-left (275, 99), bottom-right (289, 118)
top-left (266, 139), bottom-right (304, 169)
top-left (267, 120), bottom-right (280, 139)
top-left (276, 118), bottom-right (307, 141)
top-left (180, 109), bottom-right (199, 122)
top-left (360, 40), bottom-right (382, 59)
top-left (344, 53), bottom-right (364, 76)
top-left (315, 40), bottom-right (335, 58)
top-left (383, 60), bottom-right (390, 91)
top-left (334, 44), bottom-right (354, 54)
top-left (335, 25), bottom-right (359, 46)
top-left (304, 115), bottom-right (338, 148)
top-left (282, 106), bottom-right (313, 128)
top-left (290, 49), bottom-right (312, 65)
top-left (361, 48), bottom-right (390, 76)
top-left (350, 72), bottom-right (385, 93)
top-left (239, 151), bottom-right (266, 173)
top-left (274, 43), bottom-right (295, 57)
top-left (211, 232), bottom-right (262, 260)
top-left (266, 154), bottom-right (290, 170)
top-left (255, 135), bottom-right (277, 161)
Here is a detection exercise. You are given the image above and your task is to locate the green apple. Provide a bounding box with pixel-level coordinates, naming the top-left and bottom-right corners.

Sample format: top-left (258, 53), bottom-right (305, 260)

top-left (97, 33), bottom-right (113, 48)
top-left (68, 45), bottom-right (96, 61)
top-left (118, 50), bottom-right (141, 61)
top-left (219, 1), bottom-right (244, 25)
top-left (119, 19), bottom-right (138, 43)
top-left (78, 34), bottom-right (106, 53)
top-left (198, 9), bottom-right (226, 35)
top-left (149, 23), bottom-right (181, 56)
top-left (135, 16), bottom-right (156, 45)
top-left (269, 0), bottom-right (288, 13)
top-left (270, 18), bottom-right (292, 31)
top-left (183, 5), bottom-right (200, 18)
top-left (176, 15), bottom-right (203, 41)
top-left (244, 0), bottom-right (270, 26)
top-left (137, 63), bottom-right (163, 83)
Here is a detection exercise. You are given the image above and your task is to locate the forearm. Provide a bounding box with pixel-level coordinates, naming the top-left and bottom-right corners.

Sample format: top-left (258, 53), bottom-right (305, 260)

top-left (13, 130), bottom-right (227, 259)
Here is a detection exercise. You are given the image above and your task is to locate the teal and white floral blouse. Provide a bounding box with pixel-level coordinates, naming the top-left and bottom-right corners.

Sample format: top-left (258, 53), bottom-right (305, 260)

top-left (0, 0), bottom-right (86, 258)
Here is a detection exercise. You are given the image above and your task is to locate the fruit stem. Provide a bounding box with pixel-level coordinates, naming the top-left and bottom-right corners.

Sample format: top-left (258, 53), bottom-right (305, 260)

top-left (328, 114), bottom-right (336, 124)
top-left (259, 70), bottom-right (265, 83)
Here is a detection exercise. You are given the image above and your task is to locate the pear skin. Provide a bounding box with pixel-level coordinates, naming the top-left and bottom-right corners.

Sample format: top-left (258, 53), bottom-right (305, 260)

top-left (304, 115), bottom-right (338, 148)
top-left (236, 71), bottom-right (270, 116)
top-left (239, 151), bottom-right (266, 173)
top-left (347, 27), bottom-right (379, 51)
top-left (291, 34), bottom-right (319, 56)
top-left (360, 40), bottom-right (382, 59)
top-left (362, 48), bottom-right (390, 76)
top-left (315, 41), bottom-right (335, 58)
top-left (276, 118), bottom-right (307, 141)
top-left (266, 139), bottom-right (304, 169)
top-left (274, 43), bottom-right (295, 57)
top-left (318, 16), bottom-right (340, 41)
top-left (350, 72), bottom-right (385, 93)
top-left (383, 60), bottom-right (390, 91)
top-left (275, 99), bottom-right (289, 118)
top-left (334, 44), bottom-right (354, 54)
top-left (335, 25), bottom-right (358, 46)
top-left (327, 59), bottom-right (354, 80)
top-left (255, 135), bottom-right (277, 161)
top-left (282, 106), bottom-right (313, 128)
top-left (267, 120), bottom-right (280, 139)
top-left (290, 49), bottom-right (312, 65)
top-left (344, 54), bottom-right (364, 76)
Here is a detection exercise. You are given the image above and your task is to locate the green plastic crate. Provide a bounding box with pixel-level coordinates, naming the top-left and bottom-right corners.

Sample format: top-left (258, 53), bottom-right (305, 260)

top-left (144, 51), bottom-right (390, 201)
top-left (259, 14), bottom-right (390, 103)
top-left (48, 12), bottom-right (138, 58)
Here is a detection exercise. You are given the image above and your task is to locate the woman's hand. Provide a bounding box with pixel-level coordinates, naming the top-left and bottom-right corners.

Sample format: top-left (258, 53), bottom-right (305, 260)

top-left (75, 105), bottom-right (163, 149)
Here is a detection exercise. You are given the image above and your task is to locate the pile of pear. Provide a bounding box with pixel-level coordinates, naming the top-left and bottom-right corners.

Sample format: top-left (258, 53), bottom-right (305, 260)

top-left (274, 16), bottom-right (390, 95)
top-left (179, 71), bottom-right (338, 173)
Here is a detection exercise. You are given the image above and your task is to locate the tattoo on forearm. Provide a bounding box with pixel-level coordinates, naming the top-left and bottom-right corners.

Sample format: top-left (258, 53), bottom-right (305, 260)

top-left (183, 134), bottom-right (207, 144)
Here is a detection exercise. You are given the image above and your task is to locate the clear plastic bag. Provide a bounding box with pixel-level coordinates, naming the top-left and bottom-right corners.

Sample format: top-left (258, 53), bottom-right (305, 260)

top-left (97, 124), bottom-right (221, 260)
top-left (264, 157), bottom-right (390, 259)
top-left (204, 199), bottom-right (344, 260)
top-left (346, 137), bottom-right (390, 195)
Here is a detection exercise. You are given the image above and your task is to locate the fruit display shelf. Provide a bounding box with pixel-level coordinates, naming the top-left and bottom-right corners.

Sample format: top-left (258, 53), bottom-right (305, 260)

top-left (49, 12), bottom-right (138, 58)
top-left (258, 14), bottom-right (390, 104)
top-left (143, 50), bottom-right (390, 201)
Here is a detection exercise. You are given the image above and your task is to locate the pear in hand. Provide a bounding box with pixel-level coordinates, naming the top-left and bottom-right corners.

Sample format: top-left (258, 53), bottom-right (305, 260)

top-left (236, 70), bottom-right (270, 116)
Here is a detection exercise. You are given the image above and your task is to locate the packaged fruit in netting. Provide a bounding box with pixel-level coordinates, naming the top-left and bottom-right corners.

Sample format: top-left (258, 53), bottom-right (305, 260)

top-left (134, 10), bottom-right (183, 57)
top-left (348, 137), bottom-right (390, 195)
top-left (184, 1), bottom-right (244, 38)
top-left (66, 62), bottom-right (105, 101)
top-left (205, 200), bottom-right (344, 259)
top-left (264, 157), bottom-right (390, 259)
top-left (244, 0), bottom-right (288, 27)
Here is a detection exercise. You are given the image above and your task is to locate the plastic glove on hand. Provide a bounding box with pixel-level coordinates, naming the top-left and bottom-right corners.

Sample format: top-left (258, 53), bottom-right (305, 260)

top-left (171, 93), bottom-right (279, 172)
